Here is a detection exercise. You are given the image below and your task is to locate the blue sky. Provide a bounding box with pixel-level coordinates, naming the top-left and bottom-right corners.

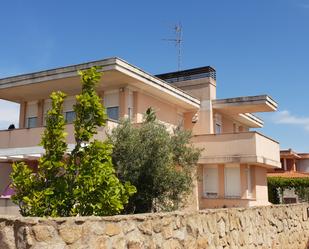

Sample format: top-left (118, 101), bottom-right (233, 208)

top-left (1, 0), bottom-right (309, 151)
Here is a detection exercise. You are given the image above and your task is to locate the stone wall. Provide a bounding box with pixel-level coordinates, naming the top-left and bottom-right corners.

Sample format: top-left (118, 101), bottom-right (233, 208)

top-left (0, 204), bottom-right (308, 249)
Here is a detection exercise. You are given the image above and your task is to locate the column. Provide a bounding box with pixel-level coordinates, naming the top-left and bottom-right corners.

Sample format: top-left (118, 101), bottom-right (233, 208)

top-left (133, 91), bottom-right (139, 123)
top-left (37, 100), bottom-right (44, 127)
top-left (240, 164), bottom-right (247, 199)
top-left (19, 101), bottom-right (27, 128)
top-left (218, 164), bottom-right (225, 198)
top-left (119, 87), bottom-right (129, 119)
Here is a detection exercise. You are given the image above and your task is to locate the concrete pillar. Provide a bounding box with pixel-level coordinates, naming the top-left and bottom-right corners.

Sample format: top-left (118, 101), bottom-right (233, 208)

top-left (119, 87), bottom-right (129, 119)
top-left (133, 91), bottom-right (139, 123)
top-left (98, 91), bottom-right (104, 104)
top-left (19, 102), bottom-right (27, 129)
top-left (37, 100), bottom-right (44, 127)
top-left (240, 164), bottom-right (247, 199)
top-left (251, 165), bottom-right (256, 199)
top-left (218, 164), bottom-right (225, 198)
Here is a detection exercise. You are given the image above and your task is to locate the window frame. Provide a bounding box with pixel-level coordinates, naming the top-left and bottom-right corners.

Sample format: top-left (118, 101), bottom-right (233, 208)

top-left (106, 106), bottom-right (119, 121)
top-left (27, 117), bottom-right (38, 128)
top-left (65, 110), bottom-right (76, 124)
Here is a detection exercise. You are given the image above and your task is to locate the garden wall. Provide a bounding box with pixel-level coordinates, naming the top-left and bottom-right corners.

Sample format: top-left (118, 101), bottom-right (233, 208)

top-left (0, 204), bottom-right (308, 249)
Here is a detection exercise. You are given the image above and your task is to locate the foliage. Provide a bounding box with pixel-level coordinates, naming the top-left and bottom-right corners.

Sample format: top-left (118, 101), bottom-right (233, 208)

top-left (11, 67), bottom-right (136, 217)
top-left (109, 108), bottom-right (202, 213)
top-left (11, 92), bottom-right (69, 216)
top-left (267, 177), bottom-right (309, 204)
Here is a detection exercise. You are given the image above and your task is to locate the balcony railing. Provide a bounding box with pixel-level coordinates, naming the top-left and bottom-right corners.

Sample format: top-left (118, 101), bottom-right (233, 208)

top-left (192, 132), bottom-right (280, 168)
top-left (156, 66), bottom-right (216, 83)
top-left (0, 120), bottom-right (118, 149)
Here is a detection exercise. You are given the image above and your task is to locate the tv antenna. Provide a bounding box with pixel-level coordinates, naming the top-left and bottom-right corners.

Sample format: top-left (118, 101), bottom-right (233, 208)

top-left (163, 23), bottom-right (183, 71)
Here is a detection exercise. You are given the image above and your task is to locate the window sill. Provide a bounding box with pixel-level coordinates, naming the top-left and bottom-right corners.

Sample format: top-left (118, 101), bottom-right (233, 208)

top-left (202, 196), bottom-right (256, 201)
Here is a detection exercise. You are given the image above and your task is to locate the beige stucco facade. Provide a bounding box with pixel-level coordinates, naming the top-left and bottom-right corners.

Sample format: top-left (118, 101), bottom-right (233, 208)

top-left (0, 58), bottom-right (281, 214)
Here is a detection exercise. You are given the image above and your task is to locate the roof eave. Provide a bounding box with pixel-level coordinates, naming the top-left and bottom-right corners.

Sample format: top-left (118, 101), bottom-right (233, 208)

top-left (0, 57), bottom-right (200, 109)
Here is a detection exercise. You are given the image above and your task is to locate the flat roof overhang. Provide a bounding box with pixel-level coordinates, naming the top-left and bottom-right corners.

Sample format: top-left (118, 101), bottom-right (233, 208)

top-left (213, 95), bottom-right (278, 114)
top-left (0, 58), bottom-right (200, 111)
top-left (0, 144), bottom-right (75, 162)
top-left (230, 113), bottom-right (264, 128)
top-left (280, 150), bottom-right (302, 159)
top-left (297, 153), bottom-right (309, 159)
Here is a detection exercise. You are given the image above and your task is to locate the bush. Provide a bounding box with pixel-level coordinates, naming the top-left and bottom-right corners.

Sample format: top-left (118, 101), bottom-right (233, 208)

top-left (267, 177), bottom-right (309, 204)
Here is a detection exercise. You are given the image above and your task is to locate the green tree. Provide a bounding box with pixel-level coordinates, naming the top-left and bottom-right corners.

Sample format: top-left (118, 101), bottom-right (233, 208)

top-left (11, 91), bottom-right (69, 216)
top-left (11, 67), bottom-right (136, 217)
top-left (69, 67), bottom-right (136, 216)
top-left (109, 108), bottom-right (201, 213)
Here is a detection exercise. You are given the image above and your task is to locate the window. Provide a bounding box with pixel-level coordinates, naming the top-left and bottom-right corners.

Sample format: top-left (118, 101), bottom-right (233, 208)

top-left (203, 166), bottom-right (218, 198)
top-left (106, 106), bottom-right (119, 120)
top-left (128, 107), bottom-right (133, 120)
top-left (215, 114), bottom-right (222, 134)
top-left (27, 117), bottom-right (37, 128)
top-left (224, 164), bottom-right (241, 198)
top-left (65, 111), bottom-right (76, 123)
top-left (215, 124), bottom-right (222, 134)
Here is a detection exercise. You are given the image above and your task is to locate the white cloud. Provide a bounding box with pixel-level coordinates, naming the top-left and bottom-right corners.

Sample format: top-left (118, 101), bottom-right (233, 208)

top-left (272, 110), bottom-right (309, 131)
top-left (0, 100), bottom-right (19, 130)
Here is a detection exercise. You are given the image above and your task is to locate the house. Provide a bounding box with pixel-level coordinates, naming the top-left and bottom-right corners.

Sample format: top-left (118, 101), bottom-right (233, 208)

top-left (267, 149), bottom-right (309, 203)
top-left (0, 58), bottom-right (281, 215)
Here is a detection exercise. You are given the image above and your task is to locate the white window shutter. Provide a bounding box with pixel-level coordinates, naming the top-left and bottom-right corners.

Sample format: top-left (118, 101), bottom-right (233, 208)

top-left (203, 166), bottom-right (218, 198)
top-left (104, 91), bottom-right (119, 107)
top-left (224, 165), bottom-right (241, 198)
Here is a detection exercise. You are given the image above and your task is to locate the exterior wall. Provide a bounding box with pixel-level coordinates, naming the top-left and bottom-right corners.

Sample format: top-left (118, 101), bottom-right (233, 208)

top-left (135, 91), bottom-right (183, 128)
top-left (174, 78), bottom-right (216, 135)
top-left (197, 164), bottom-right (270, 209)
top-left (0, 121), bottom-right (118, 149)
top-left (0, 163), bottom-right (12, 195)
top-left (0, 204), bottom-right (308, 249)
top-left (193, 132), bottom-right (281, 168)
top-left (253, 166), bottom-right (269, 206)
top-left (220, 114), bottom-right (249, 133)
top-left (18, 89), bottom-right (182, 131)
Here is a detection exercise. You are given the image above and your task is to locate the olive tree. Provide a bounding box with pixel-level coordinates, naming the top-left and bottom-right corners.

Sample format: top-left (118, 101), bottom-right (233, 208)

top-left (109, 108), bottom-right (201, 213)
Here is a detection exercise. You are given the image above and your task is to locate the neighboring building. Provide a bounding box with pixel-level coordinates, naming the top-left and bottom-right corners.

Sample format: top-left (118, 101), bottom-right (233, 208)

top-left (0, 58), bottom-right (281, 215)
top-left (267, 149), bottom-right (309, 203)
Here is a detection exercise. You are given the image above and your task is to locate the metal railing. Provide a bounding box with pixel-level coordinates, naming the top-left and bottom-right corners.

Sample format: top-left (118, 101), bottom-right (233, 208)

top-left (163, 71), bottom-right (216, 83)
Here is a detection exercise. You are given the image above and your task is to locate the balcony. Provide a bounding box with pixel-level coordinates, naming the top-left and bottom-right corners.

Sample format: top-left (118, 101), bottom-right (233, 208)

top-left (192, 132), bottom-right (280, 168)
top-left (0, 120), bottom-right (118, 149)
